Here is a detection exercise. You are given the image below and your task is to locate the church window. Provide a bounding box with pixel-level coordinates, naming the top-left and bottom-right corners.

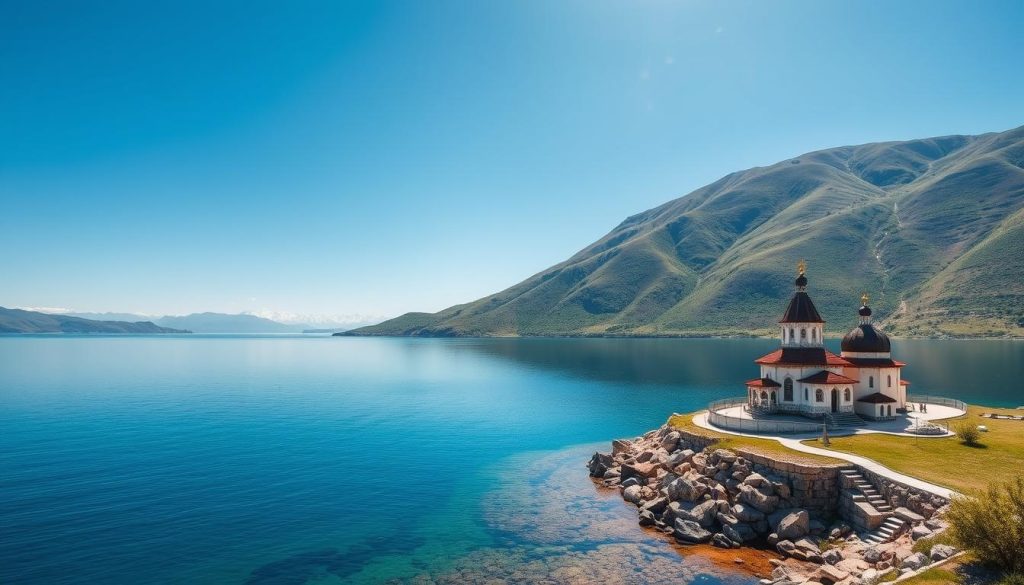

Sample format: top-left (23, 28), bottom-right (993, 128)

top-left (815, 388), bottom-right (823, 402)
top-left (887, 375), bottom-right (892, 387)
top-left (784, 378), bottom-right (793, 402)
top-left (844, 388), bottom-right (851, 402)
top-left (789, 328), bottom-right (794, 342)
top-left (804, 388), bottom-right (808, 401)
top-left (869, 376), bottom-right (874, 388)
top-left (812, 329), bottom-right (817, 342)
top-left (887, 405), bottom-right (892, 417)
top-left (801, 328), bottom-right (807, 340)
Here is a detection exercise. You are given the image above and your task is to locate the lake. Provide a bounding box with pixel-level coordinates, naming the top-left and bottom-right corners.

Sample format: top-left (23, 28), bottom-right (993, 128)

top-left (1, 336), bottom-right (1020, 584)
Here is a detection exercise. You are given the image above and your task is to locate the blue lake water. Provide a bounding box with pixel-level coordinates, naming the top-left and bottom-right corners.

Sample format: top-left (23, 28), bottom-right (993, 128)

top-left (1, 336), bottom-right (1021, 584)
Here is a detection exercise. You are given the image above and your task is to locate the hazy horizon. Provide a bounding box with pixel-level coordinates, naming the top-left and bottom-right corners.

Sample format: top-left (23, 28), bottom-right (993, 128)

top-left (3, 1), bottom-right (1023, 321)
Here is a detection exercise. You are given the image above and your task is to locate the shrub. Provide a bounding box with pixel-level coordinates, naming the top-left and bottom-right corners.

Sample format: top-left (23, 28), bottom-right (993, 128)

top-left (998, 574), bottom-right (1024, 585)
top-left (955, 422), bottom-right (981, 446)
top-left (947, 477), bottom-right (1024, 573)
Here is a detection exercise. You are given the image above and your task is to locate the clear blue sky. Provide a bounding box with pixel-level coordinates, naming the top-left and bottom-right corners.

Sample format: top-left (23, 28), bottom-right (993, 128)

top-left (2, 0), bottom-right (1022, 321)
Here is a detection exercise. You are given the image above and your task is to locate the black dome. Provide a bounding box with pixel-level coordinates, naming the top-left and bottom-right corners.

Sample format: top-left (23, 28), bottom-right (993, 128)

top-left (841, 323), bottom-right (891, 353)
top-left (859, 305), bottom-right (872, 317)
top-left (795, 274), bottom-right (808, 287)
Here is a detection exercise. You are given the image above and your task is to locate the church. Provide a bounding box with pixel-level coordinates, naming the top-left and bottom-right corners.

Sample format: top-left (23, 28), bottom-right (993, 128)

top-left (745, 261), bottom-right (908, 422)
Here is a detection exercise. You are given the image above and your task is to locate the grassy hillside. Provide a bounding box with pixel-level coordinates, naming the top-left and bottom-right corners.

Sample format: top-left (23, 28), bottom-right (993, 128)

top-left (0, 307), bottom-right (188, 334)
top-left (350, 126), bottom-right (1024, 338)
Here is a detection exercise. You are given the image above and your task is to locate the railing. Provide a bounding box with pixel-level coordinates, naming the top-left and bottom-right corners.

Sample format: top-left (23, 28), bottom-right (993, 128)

top-left (707, 397), bottom-right (824, 434)
top-left (907, 394), bottom-right (967, 412)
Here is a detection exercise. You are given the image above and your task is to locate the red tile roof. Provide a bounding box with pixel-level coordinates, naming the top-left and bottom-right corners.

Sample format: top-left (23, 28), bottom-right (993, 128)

top-left (842, 357), bottom-right (906, 368)
top-left (797, 370), bottom-right (859, 384)
top-left (856, 392), bottom-right (897, 404)
top-left (755, 348), bottom-right (852, 366)
top-left (745, 377), bottom-right (782, 388)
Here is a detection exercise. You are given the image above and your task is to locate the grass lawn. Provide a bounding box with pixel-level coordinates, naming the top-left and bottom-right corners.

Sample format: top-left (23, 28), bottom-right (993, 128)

top-left (800, 406), bottom-right (1024, 494)
top-left (668, 412), bottom-right (843, 466)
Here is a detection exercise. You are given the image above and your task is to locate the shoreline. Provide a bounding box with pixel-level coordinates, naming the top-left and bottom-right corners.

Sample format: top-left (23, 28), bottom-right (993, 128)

top-left (588, 424), bottom-right (960, 584)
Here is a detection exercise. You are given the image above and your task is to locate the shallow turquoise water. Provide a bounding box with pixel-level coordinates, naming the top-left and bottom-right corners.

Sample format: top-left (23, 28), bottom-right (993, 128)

top-left (0, 336), bottom-right (1020, 584)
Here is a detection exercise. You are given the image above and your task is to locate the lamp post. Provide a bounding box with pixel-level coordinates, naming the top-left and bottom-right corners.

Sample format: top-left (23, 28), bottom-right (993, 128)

top-left (822, 422), bottom-right (830, 447)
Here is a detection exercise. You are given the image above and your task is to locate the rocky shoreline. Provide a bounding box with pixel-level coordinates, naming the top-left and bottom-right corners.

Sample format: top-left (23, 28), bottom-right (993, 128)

top-left (588, 424), bottom-right (960, 584)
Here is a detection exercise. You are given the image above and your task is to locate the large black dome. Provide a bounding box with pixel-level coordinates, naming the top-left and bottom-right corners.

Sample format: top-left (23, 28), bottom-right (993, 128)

top-left (841, 323), bottom-right (891, 353)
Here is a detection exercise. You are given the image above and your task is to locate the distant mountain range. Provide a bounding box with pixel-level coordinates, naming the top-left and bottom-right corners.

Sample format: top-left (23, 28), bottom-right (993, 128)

top-left (349, 125), bottom-right (1024, 339)
top-left (66, 312), bottom-right (350, 334)
top-left (0, 307), bottom-right (187, 334)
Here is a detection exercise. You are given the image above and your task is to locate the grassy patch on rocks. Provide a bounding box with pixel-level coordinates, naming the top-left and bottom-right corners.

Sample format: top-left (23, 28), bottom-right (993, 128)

top-left (800, 406), bottom-right (1024, 493)
top-left (667, 412), bottom-right (843, 466)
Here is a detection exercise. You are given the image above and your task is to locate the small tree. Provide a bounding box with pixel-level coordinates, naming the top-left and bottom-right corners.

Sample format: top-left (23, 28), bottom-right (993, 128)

top-left (955, 422), bottom-right (981, 446)
top-left (947, 477), bottom-right (1024, 574)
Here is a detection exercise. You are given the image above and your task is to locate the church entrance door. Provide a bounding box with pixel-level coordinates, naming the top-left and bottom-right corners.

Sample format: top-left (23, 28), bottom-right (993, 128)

top-left (830, 388), bottom-right (839, 413)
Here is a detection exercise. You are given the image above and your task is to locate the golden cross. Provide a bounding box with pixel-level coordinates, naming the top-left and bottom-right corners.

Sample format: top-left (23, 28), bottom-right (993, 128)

top-left (861, 292), bottom-right (870, 305)
top-left (797, 259), bottom-right (806, 275)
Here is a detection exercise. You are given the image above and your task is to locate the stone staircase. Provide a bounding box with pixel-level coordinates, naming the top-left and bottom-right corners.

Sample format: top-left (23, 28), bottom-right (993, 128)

top-left (828, 412), bottom-right (867, 428)
top-left (839, 468), bottom-right (902, 543)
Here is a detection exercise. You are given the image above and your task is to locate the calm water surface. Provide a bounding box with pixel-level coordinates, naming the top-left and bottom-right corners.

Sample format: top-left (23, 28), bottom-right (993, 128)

top-left (1, 336), bottom-right (1020, 584)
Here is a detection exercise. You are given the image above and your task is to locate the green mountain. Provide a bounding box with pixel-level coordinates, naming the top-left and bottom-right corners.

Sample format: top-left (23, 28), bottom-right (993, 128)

top-left (0, 307), bottom-right (189, 334)
top-left (348, 125), bottom-right (1024, 339)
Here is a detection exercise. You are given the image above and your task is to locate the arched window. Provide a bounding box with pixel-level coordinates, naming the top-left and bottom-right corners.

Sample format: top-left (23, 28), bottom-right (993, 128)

top-left (784, 378), bottom-right (793, 402)
top-left (815, 388), bottom-right (824, 402)
top-left (760, 391), bottom-right (768, 403)
top-left (789, 328), bottom-right (795, 342)
top-left (879, 405), bottom-right (884, 417)
top-left (801, 328), bottom-right (807, 340)
top-left (804, 388), bottom-right (808, 401)
top-left (844, 388), bottom-right (851, 402)
top-left (771, 391), bottom-right (777, 404)
top-left (887, 405), bottom-right (892, 417)
top-left (812, 329), bottom-right (817, 342)
top-left (869, 376), bottom-right (874, 388)
top-left (887, 375), bottom-right (892, 387)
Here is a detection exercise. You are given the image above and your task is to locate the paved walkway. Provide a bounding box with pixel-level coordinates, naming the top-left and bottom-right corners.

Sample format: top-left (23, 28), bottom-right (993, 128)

top-left (692, 412), bottom-right (957, 499)
top-left (713, 404), bottom-right (963, 437)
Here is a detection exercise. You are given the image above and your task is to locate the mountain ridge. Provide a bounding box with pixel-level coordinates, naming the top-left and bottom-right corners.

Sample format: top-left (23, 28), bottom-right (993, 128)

top-left (0, 307), bottom-right (188, 334)
top-left (347, 126), bottom-right (1024, 339)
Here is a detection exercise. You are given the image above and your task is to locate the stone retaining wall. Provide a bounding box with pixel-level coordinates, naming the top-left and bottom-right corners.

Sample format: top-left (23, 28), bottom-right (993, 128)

top-left (860, 468), bottom-right (949, 519)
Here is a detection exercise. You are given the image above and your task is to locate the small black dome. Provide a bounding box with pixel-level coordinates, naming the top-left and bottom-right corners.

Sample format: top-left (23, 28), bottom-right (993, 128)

top-left (795, 274), bottom-right (808, 287)
top-left (859, 305), bottom-right (872, 317)
top-left (841, 323), bottom-right (891, 353)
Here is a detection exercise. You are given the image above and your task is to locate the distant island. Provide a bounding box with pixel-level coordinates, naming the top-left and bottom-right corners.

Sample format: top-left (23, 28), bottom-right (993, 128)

top-left (345, 125), bottom-right (1024, 339)
top-left (0, 307), bottom-right (188, 334)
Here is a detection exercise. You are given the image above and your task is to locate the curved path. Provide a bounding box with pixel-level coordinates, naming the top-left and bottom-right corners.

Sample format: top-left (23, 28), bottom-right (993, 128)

top-left (691, 412), bottom-right (957, 500)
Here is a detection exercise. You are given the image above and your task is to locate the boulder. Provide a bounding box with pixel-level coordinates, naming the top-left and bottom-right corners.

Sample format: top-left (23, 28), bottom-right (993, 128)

top-left (674, 519), bottom-right (713, 544)
top-left (863, 547), bottom-right (882, 564)
top-left (901, 552), bottom-right (930, 571)
top-left (622, 485), bottom-right (643, 505)
top-left (911, 525), bottom-right (932, 540)
top-left (859, 568), bottom-right (878, 584)
top-left (814, 565), bottom-right (849, 585)
top-left (636, 450), bottom-right (655, 463)
top-left (822, 548), bottom-right (842, 565)
top-left (710, 449), bottom-right (737, 465)
top-left (668, 475), bottom-right (708, 502)
top-left (731, 522), bottom-right (758, 542)
top-left (722, 524), bottom-right (743, 544)
top-left (611, 439), bottom-right (632, 455)
top-left (929, 544), bottom-right (957, 561)
top-left (776, 510), bottom-right (810, 541)
top-left (739, 484), bottom-right (779, 514)
top-left (677, 499), bottom-right (718, 528)
top-left (621, 476), bottom-right (641, 488)
top-left (621, 462), bottom-right (658, 481)
top-left (776, 540), bottom-right (797, 557)
top-left (732, 503), bottom-right (765, 522)
top-left (711, 532), bottom-right (734, 548)
top-left (744, 472), bottom-right (768, 488)
top-left (641, 496), bottom-right (668, 515)
top-left (638, 509), bottom-right (656, 526)
top-left (716, 512), bottom-right (739, 526)
top-left (587, 452), bottom-right (613, 477)
top-left (660, 431), bottom-right (681, 452)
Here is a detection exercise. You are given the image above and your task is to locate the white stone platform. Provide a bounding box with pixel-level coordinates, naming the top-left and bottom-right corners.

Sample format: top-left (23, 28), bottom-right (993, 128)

top-left (711, 403), bottom-right (965, 436)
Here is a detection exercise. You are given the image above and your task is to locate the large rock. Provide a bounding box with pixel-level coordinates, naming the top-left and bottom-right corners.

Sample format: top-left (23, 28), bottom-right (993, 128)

top-left (744, 472), bottom-right (768, 488)
top-left (732, 503), bottom-right (765, 522)
top-left (776, 539), bottom-right (797, 557)
top-left (674, 519), bottom-right (713, 544)
top-left (911, 525), bottom-right (932, 540)
top-left (587, 452), bottom-right (613, 477)
top-left (676, 499), bottom-right (718, 528)
top-left (611, 439), bottom-right (632, 455)
top-left (863, 547), bottom-right (882, 564)
top-left (711, 532), bottom-right (735, 548)
top-left (621, 462), bottom-right (658, 481)
top-left (814, 565), bottom-right (849, 585)
top-left (822, 548), bottom-right (843, 565)
top-left (638, 509), bottom-right (656, 526)
top-left (667, 475), bottom-right (708, 502)
top-left (901, 552), bottom-right (930, 571)
top-left (622, 485), bottom-right (643, 505)
top-left (660, 431), bottom-right (681, 452)
top-left (929, 544), bottom-right (957, 561)
top-left (739, 484), bottom-right (779, 514)
top-left (641, 496), bottom-right (668, 515)
top-left (776, 510), bottom-right (810, 540)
